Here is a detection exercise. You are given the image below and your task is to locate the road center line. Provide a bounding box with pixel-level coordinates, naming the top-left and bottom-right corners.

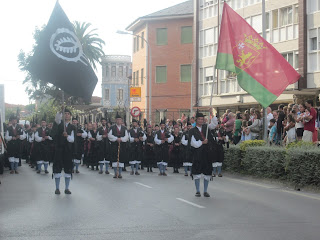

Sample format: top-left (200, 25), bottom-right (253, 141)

top-left (225, 177), bottom-right (320, 201)
top-left (134, 182), bottom-right (152, 189)
top-left (176, 198), bottom-right (205, 208)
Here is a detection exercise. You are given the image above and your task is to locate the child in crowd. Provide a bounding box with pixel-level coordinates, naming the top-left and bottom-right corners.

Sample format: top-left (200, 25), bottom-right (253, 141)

top-left (269, 118), bottom-right (277, 145)
top-left (241, 120), bottom-right (252, 141)
top-left (302, 108), bottom-right (311, 123)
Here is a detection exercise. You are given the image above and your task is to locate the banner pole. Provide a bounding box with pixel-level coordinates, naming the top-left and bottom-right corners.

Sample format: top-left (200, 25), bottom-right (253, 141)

top-left (262, 0), bottom-right (268, 142)
top-left (62, 90), bottom-right (66, 132)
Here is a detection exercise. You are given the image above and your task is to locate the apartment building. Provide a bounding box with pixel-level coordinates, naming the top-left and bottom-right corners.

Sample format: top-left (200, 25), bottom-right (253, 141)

top-left (194, 0), bottom-right (319, 116)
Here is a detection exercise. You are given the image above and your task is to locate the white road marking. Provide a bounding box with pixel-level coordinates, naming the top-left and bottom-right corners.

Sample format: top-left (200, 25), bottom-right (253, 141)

top-left (134, 182), bottom-right (152, 189)
top-left (109, 173), bottom-right (114, 176)
top-left (176, 198), bottom-right (205, 209)
top-left (225, 177), bottom-right (320, 201)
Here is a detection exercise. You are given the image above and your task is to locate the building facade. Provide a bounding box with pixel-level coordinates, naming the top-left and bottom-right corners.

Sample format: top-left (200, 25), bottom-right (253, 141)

top-left (194, 0), bottom-right (320, 116)
top-left (101, 55), bottom-right (132, 109)
top-left (126, 0), bottom-right (194, 123)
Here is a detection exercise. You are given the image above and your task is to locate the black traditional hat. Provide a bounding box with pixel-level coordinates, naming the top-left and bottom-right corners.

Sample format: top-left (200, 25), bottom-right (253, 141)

top-left (115, 112), bottom-right (122, 119)
top-left (42, 114), bottom-right (47, 122)
top-left (31, 123), bottom-right (37, 128)
top-left (160, 118), bottom-right (166, 125)
top-left (100, 117), bottom-right (106, 122)
top-left (195, 109), bottom-right (205, 118)
top-left (64, 108), bottom-right (72, 115)
top-left (72, 116), bottom-right (78, 121)
top-left (132, 119), bottom-right (137, 123)
top-left (155, 124), bottom-right (159, 127)
top-left (9, 114), bottom-right (17, 121)
top-left (187, 121), bottom-right (191, 126)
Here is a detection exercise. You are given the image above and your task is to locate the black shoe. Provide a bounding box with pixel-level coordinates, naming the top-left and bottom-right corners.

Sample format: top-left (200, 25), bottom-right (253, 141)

top-left (184, 173), bottom-right (188, 176)
top-left (36, 170), bottom-right (40, 174)
top-left (64, 189), bottom-right (72, 194)
top-left (195, 192), bottom-right (201, 197)
top-left (123, 167), bottom-right (127, 172)
top-left (55, 189), bottom-right (60, 195)
top-left (150, 168), bottom-right (153, 172)
top-left (99, 171), bottom-right (103, 174)
top-left (105, 171), bottom-right (110, 174)
top-left (45, 170), bottom-right (49, 174)
top-left (212, 174), bottom-right (216, 177)
top-left (118, 175), bottom-right (122, 179)
top-left (113, 175), bottom-right (118, 179)
top-left (218, 174), bottom-right (223, 177)
top-left (141, 167), bottom-right (144, 170)
top-left (147, 168), bottom-right (150, 172)
top-left (204, 192), bottom-right (210, 197)
top-left (135, 171), bottom-right (140, 175)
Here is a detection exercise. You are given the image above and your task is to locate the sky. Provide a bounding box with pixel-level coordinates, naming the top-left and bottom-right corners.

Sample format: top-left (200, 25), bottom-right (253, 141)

top-left (0, 0), bottom-right (187, 105)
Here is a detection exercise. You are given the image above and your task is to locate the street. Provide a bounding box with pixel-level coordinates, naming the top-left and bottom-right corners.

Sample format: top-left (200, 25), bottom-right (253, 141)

top-left (1, 164), bottom-right (320, 240)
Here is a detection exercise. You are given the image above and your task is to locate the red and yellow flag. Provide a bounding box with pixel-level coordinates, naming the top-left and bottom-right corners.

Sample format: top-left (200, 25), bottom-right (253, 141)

top-left (216, 3), bottom-right (300, 107)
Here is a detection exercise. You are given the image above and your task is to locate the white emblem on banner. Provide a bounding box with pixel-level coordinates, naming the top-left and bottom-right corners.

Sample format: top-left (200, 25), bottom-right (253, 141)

top-left (50, 28), bottom-right (88, 66)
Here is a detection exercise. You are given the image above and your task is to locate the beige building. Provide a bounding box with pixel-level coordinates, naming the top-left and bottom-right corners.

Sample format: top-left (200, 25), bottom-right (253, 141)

top-left (194, 0), bottom-right (319, 116)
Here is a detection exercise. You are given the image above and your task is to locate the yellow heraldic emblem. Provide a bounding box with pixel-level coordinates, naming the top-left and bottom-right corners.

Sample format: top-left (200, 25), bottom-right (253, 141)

top-left (233, 34), bottom-right (267, 71)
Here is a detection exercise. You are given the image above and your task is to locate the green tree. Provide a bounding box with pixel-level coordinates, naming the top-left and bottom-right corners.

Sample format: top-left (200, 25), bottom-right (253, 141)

top-left (73, 21), bottom-right (105, 70)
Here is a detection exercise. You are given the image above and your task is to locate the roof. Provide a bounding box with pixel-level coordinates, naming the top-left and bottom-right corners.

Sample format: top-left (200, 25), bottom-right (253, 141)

top-left (126, 0), bottom-right (193, 31)
top-left (144, 0), bottom-right (193, 18)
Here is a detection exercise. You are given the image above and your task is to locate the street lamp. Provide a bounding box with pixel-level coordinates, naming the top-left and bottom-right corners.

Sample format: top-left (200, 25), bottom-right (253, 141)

top-left (116, 30), bottom-right (152, 125)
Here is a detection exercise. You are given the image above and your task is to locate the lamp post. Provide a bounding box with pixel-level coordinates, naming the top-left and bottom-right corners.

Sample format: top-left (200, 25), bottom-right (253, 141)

top-left (117, 30), bottom-right (152, 125)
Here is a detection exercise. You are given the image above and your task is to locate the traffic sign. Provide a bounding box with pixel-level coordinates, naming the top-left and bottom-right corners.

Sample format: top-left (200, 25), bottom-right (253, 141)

top-left (131, 106), bottom-right (141, 117)
top-left (130, 87), bottom-right (141, 102)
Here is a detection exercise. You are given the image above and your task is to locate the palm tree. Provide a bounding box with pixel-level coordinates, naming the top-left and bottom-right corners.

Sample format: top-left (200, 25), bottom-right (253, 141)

top-left (73, 21), bottom-right (105, 70)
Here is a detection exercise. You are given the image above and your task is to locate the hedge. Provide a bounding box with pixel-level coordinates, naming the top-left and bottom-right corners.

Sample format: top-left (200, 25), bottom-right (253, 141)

top-left (223, 142), bottom-right (320, 188)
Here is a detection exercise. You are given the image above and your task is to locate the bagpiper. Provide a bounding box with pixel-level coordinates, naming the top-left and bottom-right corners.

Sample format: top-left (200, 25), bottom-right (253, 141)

top-left (72, 116), bottom-right (87, 174)
top-left (128, 119), bottom-right (146, 175)
top-left (154, 119), bottom-right (173, 176)
top-left (51, 109), bottom-right (76, 195)
top-left (170, 125), bottom-right (182, 173)
top-left (5, 115), bottom-right (25, 174)
top-left (96, 118), bottom-right (110, 174)
top-left (108, 113), bottom-right (129, 178)
top-left (181, 121), bottom-right (193, 176)
top-left (34, 117), bottom-right (53, 174)
top-left (144, 125), bottom-right (155, 172)
top-left (189, 110), bottom-right (215, 197)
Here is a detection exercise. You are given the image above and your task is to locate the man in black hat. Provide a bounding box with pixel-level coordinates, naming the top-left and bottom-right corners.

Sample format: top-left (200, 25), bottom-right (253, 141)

top-left (96, 118), bottom-right (110, 174)
top-left (128, 119), bottom-right (146, 175)
top-left (189, 110), bottom-right (215, 197)
top-left (108, 113), bottom-right (129, 178)
top-left (5, 115), bottom-right (24, 174)
top-left (34, 117), bottom-right (53, 174)
top-left (51, 109), bottom-right (76, 194)
top-left (72, 116), bottom-right (87, 174)
top-left (154, 118), bottom-right (173, 176)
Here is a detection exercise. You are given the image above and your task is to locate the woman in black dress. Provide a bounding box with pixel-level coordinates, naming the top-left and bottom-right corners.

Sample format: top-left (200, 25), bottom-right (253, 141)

top-left (144, 126), bottom-right (155, 172)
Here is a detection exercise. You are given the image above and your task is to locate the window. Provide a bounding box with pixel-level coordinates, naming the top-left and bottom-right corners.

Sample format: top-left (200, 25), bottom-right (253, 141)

top-left (118, 66), bottom-right (123, 77)
top-left (252, 14), bottom-right (262, 33)
top-left (117, 89), bottom-right (123, 101)
top-left (280, 7), bottom-right (293, 27)
top-left (156, 66), bottom-right (167, 83)
top-left (136, 37), bottom-right (139, 51)
top-left (104, 89), bottom-right (109, 100)
top-left (132, 72), bottom-right (135, 85)
top-left (181, 26), bottom-right (192, 44)
top-left (266, 12), bottom-right (270, 30)
top-left (307, 0), bottom-right (320, 13)
top-left (311, 37), bottom-right (317, 51)
top-left (156, 28), bottom-right (167, 45)
top-left (180, 65), bottom-right (191, 82)
top-left (105, 65), bottom-right (109, 77)
top-left (294, 5), bottom-right (298, 24)
top-left (141, 68), bottom-right (144, 85)
top-left (133, 37), bottom-right (136, 53)
top-left (111, 66), bottom-right (116, 77)
top-left (310, 29), bottom-right (318, 51)
top-left (136, 70), bottom-right (139, 86)
top-left (141, 32), bottom-right (144, 48)
top-left (272, 10), bottom-right (278, 29)
top-left (282, 51), bottom-right (298, 69)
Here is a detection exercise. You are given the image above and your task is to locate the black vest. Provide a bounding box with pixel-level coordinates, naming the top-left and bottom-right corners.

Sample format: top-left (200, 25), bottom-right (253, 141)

top-left (110, 125), bottom-right (127, 138)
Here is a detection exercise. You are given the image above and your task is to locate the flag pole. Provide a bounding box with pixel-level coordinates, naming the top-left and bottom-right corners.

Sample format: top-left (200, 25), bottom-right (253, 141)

top-left (62, 90), bottom-right (66, 132)
top-left (206, 65), bottom-right (217, 139)
top-left (262, 0), bottom-right (268, 142)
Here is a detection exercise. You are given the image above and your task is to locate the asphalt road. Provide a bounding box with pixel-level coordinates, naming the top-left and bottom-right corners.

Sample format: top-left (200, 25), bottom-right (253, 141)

top-left (1, 163), bottom-right (320, 240)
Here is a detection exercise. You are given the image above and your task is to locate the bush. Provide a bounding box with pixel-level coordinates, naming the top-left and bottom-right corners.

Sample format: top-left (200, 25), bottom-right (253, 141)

top-left (223, 145), bottom-right (242, 172)
top-left (286, 141), bottom-right (315, 149)
top-left (286, 148), bottom-right (320, 188)
top-left (239, 140), bottom-right (266, 151)
top-left (242, 146), bottom-right (287, 179)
